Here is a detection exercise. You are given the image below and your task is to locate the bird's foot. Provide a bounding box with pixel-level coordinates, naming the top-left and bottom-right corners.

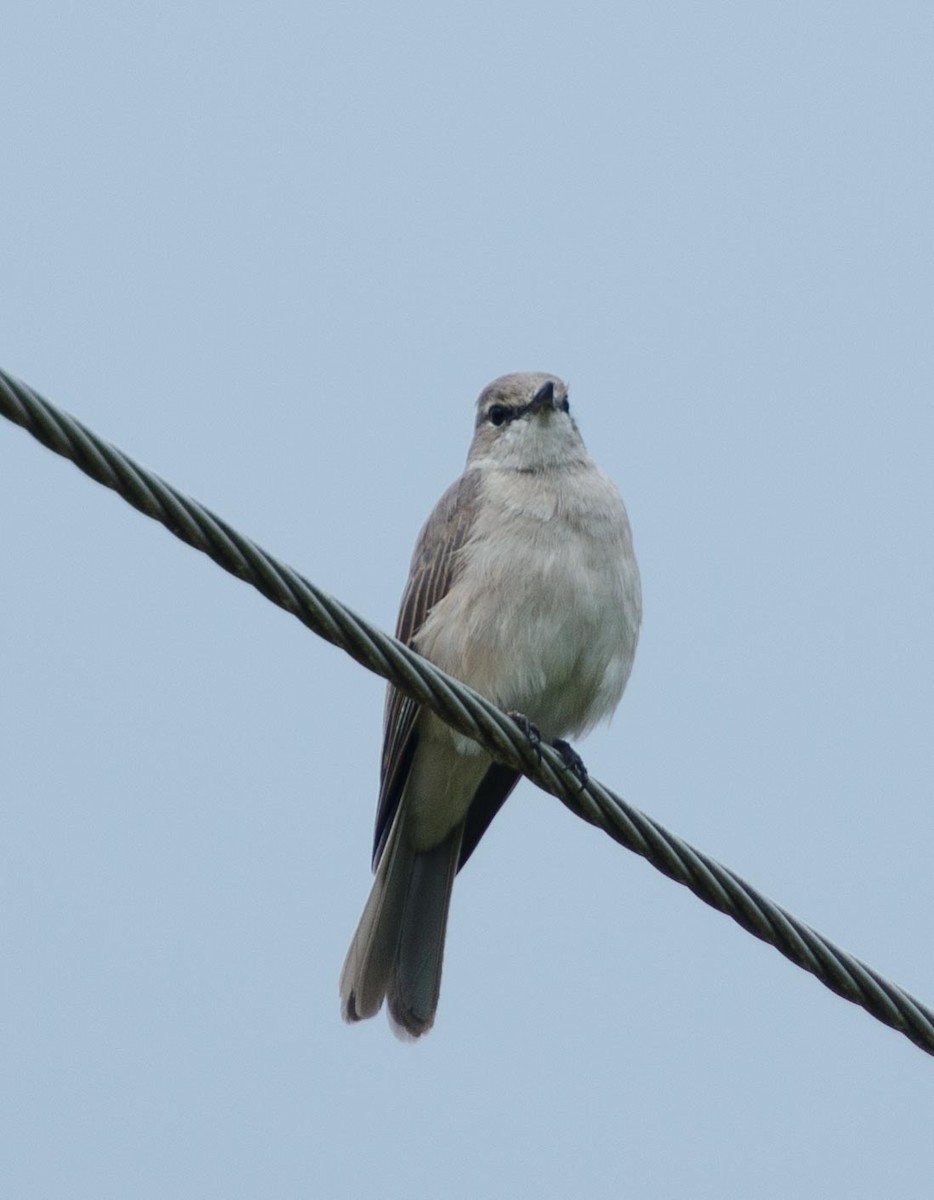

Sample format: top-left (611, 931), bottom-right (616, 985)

top-left (551, 738), bottom-right (589, 787)
top-left (508, 711), bottom-right (542, 758)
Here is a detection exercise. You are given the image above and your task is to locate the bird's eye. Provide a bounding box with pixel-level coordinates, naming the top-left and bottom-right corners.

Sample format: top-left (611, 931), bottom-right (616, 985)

top-left (559, 396), bottom-right (570, 413)
top-left (488, 404), bottom-right (508, 426)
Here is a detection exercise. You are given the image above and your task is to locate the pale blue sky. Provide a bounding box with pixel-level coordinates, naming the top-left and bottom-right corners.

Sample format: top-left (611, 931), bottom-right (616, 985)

top-left (2, 3), bottom-right (933, 1197)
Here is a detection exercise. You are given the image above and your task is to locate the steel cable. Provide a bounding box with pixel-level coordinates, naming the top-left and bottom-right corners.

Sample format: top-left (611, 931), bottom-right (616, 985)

top-left (2, 365), bottom-right (932, 1056)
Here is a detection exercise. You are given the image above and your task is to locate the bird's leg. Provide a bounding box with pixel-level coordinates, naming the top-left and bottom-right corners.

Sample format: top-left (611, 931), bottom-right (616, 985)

top-left (551, 738), bottom-right (589, 786)
top-left (507, 716), bottom-right (588, 788)
top-left (507, 711), bottom-right (542, 758)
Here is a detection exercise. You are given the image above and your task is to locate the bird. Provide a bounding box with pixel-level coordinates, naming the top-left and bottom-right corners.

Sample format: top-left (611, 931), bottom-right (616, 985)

top-left (340, 372), bottom-right (641, 1038)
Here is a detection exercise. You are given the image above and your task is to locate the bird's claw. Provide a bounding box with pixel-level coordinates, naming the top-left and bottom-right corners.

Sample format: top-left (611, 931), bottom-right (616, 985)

top-left (551, 738), bottom-right (589, 787)
top-left (506, 717), bottom-right (587, 788)
top-left (508, 711), bottom-right (542, 758)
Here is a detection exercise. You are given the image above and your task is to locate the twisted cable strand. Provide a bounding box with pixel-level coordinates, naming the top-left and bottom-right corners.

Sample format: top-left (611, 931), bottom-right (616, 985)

top-left (2, 366), bottom-right (932, 1056)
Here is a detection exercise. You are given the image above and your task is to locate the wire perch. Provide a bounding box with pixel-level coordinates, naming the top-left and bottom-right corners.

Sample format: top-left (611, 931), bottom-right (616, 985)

top-left (2, 365), bottom-right (932, 1057)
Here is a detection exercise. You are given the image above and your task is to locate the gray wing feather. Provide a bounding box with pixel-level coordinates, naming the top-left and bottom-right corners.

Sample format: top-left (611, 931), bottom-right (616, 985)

top-left (372, 469), bottom-right (482, 867)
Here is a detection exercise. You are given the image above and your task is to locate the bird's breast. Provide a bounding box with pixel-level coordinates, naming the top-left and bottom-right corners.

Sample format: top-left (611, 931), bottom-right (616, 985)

top-left (415, 466), bottom-right (641, 740)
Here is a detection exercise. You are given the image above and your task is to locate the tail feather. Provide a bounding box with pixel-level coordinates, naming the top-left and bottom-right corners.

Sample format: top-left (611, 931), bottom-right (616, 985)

top-left (340, 820), bottom-right (462, 1039)
top-left (339, 823), bottom-right (412, 1023)
top-left (387, 830), bottom-right (461, 1038)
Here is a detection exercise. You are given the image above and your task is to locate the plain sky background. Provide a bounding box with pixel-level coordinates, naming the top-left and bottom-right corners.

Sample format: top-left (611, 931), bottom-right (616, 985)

top-left (2, 3), bottom-right (933, 1197)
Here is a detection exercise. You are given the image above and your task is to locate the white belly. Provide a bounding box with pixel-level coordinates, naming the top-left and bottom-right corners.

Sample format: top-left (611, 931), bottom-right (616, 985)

top-left (415, 464), bottom-right (641, 741)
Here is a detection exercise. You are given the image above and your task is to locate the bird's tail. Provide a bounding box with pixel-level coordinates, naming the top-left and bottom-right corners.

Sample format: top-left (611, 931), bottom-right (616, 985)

top-left (340, 817), bottom-right (462, 1039)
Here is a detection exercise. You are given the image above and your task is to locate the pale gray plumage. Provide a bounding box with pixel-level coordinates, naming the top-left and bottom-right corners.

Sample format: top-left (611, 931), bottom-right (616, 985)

top-left (340, 372), bottom-right (641, 1038)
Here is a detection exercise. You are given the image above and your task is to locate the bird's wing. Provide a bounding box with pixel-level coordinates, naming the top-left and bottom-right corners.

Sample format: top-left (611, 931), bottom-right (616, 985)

top-left (372, 468), bottom-right (486, 867)
top-left (457, 762), bottom-right (522, 870)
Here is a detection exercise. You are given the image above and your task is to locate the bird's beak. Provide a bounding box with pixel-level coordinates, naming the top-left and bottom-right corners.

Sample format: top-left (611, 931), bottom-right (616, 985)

top-left (526, 380), bottom-right (556, 415)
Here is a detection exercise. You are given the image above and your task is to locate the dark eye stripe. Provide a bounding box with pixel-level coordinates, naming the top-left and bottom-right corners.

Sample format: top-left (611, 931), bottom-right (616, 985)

top-left (487, 393), bottom-right (569, 425)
